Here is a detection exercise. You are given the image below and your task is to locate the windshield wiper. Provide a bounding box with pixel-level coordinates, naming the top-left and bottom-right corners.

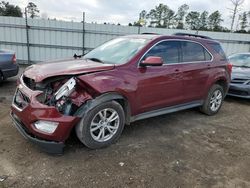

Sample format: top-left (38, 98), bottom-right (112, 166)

top-left (86, 57), bottom-right (104, 63)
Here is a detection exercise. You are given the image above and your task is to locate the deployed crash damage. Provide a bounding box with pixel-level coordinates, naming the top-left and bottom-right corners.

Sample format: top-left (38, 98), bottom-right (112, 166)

top-left (23, 75), bottom-right (93, 116)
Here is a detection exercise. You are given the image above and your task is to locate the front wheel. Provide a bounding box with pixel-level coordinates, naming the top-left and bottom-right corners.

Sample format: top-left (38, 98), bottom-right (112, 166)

top-left (200, 84), bottom-right (224, 115)
top-left (76, 101), bottom-right (125, 149)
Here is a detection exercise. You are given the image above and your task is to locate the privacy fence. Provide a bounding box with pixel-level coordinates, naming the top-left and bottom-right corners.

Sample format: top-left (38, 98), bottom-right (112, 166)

top-left (0, 16), bottom-right (249, 63)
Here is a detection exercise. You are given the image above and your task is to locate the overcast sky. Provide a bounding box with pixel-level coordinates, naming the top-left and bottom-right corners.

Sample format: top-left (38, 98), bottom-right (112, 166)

top-left (7, 0), bottom-right (250, 28)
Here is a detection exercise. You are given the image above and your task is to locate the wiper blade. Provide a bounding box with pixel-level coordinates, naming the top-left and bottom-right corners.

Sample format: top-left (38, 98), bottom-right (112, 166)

top-left (86, 58), bottom-right (104, 63)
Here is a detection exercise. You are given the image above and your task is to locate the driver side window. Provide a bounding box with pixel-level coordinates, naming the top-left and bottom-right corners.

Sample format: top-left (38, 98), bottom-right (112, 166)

top-left (142, 41), bottom-right (181, 64)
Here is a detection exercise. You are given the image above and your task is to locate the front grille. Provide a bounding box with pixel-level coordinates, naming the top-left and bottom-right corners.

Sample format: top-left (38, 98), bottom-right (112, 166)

top-left (13, 89), bottom-right (30, 110)
top-left (23, 76), bottom-right (36, 90)
top-left (228, 89), bottom-right (249, 96)
top-left (231, 78), bottom-right (249, 84)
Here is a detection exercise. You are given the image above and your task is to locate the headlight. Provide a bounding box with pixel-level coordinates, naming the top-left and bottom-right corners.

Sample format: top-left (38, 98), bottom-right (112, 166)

top-left (54, 77), bottom-right (76, 100)
top-left (34, 120), bottom-right (59, 134)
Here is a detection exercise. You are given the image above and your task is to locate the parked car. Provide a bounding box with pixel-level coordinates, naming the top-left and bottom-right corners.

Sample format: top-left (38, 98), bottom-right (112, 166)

top-left (10, 33), bottom-right (231, 154)
top-left (227, 53), bottom-right (250, 98)
top-left (0, 49), bottom-right (19, 82)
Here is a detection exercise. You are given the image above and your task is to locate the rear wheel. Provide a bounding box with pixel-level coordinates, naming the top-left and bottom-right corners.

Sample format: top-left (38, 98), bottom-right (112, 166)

top-left (76, 101), bottom-right (125, 149)
top-left (200, 84), bottom-right (224, 115)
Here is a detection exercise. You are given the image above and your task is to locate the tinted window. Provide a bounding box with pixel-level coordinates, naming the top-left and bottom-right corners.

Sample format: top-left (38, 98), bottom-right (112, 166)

top-left (210, 43), bottom-right (227, 60)
top-left (181, 41), bottom-right (212, 62)
top-left (143, 41), bottom-right (180, 64)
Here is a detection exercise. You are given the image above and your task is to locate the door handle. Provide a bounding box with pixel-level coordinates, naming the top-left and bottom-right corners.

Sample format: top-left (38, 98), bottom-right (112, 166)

top-left (207, 64), bottom-right (211, 69)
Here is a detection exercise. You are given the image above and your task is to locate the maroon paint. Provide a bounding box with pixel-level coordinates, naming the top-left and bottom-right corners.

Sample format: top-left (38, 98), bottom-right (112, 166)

top-left (11, 35), bottom-right (231, 143)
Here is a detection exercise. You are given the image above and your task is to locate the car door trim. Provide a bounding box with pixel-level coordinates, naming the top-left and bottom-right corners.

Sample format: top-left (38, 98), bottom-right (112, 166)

top-left (138, 39), bottom-right (214, 67)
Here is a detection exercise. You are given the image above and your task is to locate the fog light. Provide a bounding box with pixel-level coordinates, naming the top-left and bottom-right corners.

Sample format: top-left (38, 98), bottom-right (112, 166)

top-left (34, 121), bottom-right (59, 134)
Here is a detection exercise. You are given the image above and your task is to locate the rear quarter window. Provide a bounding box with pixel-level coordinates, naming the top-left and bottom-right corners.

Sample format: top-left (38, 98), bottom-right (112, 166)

top-left (209, 43), bottom-right (227, 60)
top-left (181, 41), bottom-right (212, 62)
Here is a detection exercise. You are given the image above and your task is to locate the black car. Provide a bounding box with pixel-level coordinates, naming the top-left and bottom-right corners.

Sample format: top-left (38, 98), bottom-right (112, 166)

top-left (228, 53), bottom-right (250, 99)
top-left (0, 49), bottom-right (19, 82)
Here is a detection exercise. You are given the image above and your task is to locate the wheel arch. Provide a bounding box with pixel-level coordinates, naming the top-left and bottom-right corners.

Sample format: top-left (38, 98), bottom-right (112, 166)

top-left (74, 92), bottom-right (131, 125)
top-left (214, 78), bottom-right (229, 95)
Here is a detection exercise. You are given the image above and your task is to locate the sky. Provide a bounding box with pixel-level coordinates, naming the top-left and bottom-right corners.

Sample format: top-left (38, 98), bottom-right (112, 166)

top-left (7, 0), bottom-right (250, 28)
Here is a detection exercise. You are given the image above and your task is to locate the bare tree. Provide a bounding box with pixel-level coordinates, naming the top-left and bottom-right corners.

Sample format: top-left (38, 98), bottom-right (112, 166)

top-left (228, 0), bottom-right (244, 32)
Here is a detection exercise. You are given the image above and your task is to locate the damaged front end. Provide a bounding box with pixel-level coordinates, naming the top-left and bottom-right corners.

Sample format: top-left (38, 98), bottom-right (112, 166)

top-left (11, 74), bottom-right (95, 154)
top-left (23, 75), bottom-right (94, 116)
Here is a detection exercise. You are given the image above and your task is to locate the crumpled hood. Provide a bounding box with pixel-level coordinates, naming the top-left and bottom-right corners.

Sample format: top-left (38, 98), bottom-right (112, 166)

top-left (23, 58), bottom-right (115, 82)
top-left (232, 66), bottom-right (250, 79)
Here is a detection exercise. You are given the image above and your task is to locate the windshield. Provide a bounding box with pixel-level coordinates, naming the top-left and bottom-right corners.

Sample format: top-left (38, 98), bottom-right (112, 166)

top-left (84, 37), bottom-right (149, 65)
top-left (229, 54), bottom-right (250, 68)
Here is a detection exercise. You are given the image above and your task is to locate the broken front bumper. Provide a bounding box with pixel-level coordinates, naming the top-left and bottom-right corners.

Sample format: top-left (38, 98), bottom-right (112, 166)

top-left (10, 112), bottom-right (64, 154)
top-left (10, 79), bottom-right (80, 154)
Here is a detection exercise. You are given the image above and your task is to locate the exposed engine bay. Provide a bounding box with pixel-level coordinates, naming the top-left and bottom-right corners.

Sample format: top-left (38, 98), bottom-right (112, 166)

top-left (22, 75), bottom-right (93, 116)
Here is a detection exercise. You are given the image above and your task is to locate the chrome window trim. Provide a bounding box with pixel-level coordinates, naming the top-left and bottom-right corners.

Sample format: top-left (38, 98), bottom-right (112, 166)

top-left (138, 39), bottom-right (214, 67)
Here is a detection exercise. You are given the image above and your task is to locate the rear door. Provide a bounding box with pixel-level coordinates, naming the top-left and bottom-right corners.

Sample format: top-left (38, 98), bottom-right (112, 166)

top-left (180, 41), bottom-right (213, 102)
top-left (136, 40), bottom-right (184, 114)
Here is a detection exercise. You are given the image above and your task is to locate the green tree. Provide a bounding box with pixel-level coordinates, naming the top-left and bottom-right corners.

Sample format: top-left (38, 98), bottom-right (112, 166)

top-left (138, 10), bottom-right (147, 26)
top-left (175, 4), bottom-right (189, 29)
top-left (199, 11), bottom-right (209, 30)
top-left (147, 3), bottom-right (175, 28)
top-left (208, 11), bottom-right (223, 31)
top-left (26, 2), bottom-right (39, 18)
top-left (239, 12), bottom-right (248, 31)
top-left (185, 11), bottom-right (200, 30)
top-left (0, 1), bottom-right (22, 17)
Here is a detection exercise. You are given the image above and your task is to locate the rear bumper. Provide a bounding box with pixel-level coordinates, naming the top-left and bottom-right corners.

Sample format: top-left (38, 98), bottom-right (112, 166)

top-left (2, 64), bottom-right (19, 78)
top-left (227, 84), bottom-right (250, 99)
top-left (10, 112), bottom-right (65, 154)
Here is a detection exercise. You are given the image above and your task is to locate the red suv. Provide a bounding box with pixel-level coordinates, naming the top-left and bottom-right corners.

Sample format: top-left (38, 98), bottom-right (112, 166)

top-left (10, 33), bottom-right (231, 154)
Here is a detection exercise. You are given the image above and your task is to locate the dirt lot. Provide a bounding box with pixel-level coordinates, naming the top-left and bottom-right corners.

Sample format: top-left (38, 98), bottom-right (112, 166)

top-left (0, 66), bottom-right (250, 188)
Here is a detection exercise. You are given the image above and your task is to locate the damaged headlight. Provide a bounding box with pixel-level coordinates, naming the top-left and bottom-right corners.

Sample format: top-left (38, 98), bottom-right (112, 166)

top-left (54, 77), bottom-right (76, 100)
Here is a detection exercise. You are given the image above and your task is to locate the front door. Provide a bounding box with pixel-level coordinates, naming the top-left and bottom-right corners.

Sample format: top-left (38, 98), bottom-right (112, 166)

top-left (136, 40), bottom-right (184, 114)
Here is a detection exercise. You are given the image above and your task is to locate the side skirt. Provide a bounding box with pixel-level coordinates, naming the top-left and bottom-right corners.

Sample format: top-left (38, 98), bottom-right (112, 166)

top-left (130, 100), bottom-right (203, 122)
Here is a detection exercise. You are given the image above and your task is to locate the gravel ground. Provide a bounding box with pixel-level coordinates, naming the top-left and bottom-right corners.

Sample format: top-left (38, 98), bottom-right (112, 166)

top-left (0, 65), bottom-right (250, 188)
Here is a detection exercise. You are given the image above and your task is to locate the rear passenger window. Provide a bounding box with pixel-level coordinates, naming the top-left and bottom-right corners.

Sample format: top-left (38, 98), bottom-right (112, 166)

top-left (210, 43), bottom-right (227, 60)
top-left (181, 41), bottom-right (212, 62)
top-left (143, 41), bottom-right (180, 64)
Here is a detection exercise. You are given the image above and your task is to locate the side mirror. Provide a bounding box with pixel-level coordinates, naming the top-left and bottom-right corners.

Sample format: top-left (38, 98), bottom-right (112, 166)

top-left (140, 56), bottom-right (164, 67)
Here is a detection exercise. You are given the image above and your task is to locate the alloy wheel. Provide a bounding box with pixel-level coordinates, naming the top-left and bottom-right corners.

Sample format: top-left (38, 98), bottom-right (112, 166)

top-left (90, 108), bottom-right (120, 142)
top-left (209, 90), bottom-right (223, 112)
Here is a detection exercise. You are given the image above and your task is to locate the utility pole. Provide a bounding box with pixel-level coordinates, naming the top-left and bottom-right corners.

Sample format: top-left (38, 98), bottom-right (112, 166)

top-left (25, 7), bottom-right (31, 64)
top-left (82, 12), bottom-right (85, 55)
top-left (138, 13), bottom-right (141, 34)
top-left (229, 0), bottom-right (244, 32)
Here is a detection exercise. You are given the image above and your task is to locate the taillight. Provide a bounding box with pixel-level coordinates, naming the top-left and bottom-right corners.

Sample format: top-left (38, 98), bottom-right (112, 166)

top-left (227, 63), bottom-right (233, 74)
top-left (12, 54), bottom-right (16, 64)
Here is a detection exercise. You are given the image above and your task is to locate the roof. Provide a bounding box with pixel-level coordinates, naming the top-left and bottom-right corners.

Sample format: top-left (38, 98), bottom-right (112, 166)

top-left (122, 33), bottom-right (217, 43)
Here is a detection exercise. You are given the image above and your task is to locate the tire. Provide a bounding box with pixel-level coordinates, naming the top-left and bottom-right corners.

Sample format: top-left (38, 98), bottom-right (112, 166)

top-left (200, 84), bottom-right (224, 115)
top-left (75, 101), bottom-right (125, 149)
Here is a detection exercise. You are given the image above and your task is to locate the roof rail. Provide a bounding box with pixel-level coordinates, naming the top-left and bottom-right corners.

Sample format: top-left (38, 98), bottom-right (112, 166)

top-left (141, 32), bottom-right (160, 35)
top-left (173, 32), bottom-right (212, 39)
